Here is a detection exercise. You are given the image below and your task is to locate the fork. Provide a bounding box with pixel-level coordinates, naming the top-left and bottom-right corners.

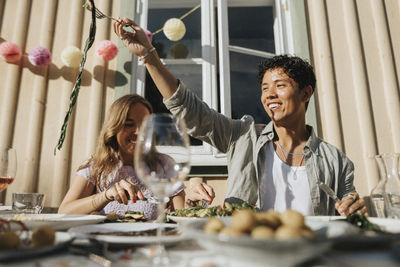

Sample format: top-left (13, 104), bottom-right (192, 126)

top-left (83, 2), bottom-right (117, 21)
top-left (318, 181), bottom-right (340, 202)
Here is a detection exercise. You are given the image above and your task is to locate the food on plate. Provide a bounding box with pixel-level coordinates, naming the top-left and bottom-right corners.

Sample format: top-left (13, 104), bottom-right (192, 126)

top-left (105, 211), bottom-right (147, 223)
top-left (106, 212), bottom-right (119, 221)
top-left (231, 210), bottom-right (256, 232)
top-left (204, 218), bottom-right (226, 234)
top-left (0, 218), bottom-right (56, 249)
top-left (168, 201), bottom-right (256, 218)
top-left (0, 231), bottom-right (20, 250)
top-left (10, 213), bottom-right (46, 221)
top-left (345, 213), bottom-right (381, 232)
top-left (31, 225), bottom-right (55, 247)
top-left (251, 226), bottom-right (274, 239)
top-left (204, 209), bottom-right (314, 240)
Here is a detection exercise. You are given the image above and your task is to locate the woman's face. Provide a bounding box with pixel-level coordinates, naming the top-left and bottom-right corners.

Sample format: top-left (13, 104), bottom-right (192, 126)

top-left (116, 103), bottom-right (150, 164)
top-left (260, 68), bottom-right (310, 125)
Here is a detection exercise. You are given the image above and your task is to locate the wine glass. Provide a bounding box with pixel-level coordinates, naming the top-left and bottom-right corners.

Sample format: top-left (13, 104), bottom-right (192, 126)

top-left (0, 147), bottom-right (17, 193)
top-left (134, 113), bottom-right (190, 265)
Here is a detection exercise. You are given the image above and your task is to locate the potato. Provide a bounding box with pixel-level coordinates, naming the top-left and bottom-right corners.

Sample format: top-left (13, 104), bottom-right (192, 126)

top-left (251, 226), bottom-right (274, 240)
top-left (255, 210), bottom-right (281, 229)
top-left (231, 210), bottom-right (256, 233)
top-left (204, 218), bottom-right (225, 234)
top-left (0, 231), bottom-right (20, 250)
top-left (31, 225), bottom-right (55, 247)
top-left (280, 209), bottom-right (305, 229)
top-left (275, 226), bottom-right (303, 240)
top-left (106, 212), bottom-right (119, 221)
top-left (301, 226), bottom-right (315, 238)
top-left (220, 227), bottom-right (244, 237)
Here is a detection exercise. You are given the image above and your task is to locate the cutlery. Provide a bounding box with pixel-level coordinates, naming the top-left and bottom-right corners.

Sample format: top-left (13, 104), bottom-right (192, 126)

top-left (318, 181), bottom-right (340, 202)
top-left (68, 246), bottom-right (112, 267)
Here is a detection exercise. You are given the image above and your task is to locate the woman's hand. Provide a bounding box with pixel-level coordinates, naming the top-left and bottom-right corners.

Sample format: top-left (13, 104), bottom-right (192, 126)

top-left (113, 17), bottom-right (153, 57)
top-left (105, 180), bottom-right (144, 205)
top-left (186, 182), bottom-right (215, 205)
top-left (335, 192), bottom-right (368, 216)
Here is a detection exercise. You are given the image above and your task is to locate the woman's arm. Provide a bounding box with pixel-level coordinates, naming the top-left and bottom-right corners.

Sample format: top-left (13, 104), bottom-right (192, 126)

top-left (59, 175), bottom-right (143, 214)
top-left (58, 175), bottom-right (108, 214)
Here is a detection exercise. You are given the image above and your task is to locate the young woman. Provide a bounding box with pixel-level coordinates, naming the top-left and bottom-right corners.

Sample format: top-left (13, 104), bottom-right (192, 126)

top-left (58, 94), bottom-right (213, 219)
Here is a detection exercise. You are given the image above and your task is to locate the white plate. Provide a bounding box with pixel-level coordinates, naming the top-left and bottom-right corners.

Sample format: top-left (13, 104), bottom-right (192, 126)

top-left (1, 214), bottom-right (106, 230)
top-left (0, 232), bottom-right (74, 262)
top-left (306, 216), bottom-right (400, 233)
top-left (167, 215), bottom-right (231, 225)
top-left (0, 205), bottom-right (11, 211)
top-left (68, 222), bottom-right (188, 245)
top-left (181, 220), bottom-right (331, 267)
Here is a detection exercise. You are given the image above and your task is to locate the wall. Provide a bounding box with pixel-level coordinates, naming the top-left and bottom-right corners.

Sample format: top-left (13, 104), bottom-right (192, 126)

top-left (306, 0), bottom-right (400, 196)
top-left (0, 0), bottom-right (119, 205)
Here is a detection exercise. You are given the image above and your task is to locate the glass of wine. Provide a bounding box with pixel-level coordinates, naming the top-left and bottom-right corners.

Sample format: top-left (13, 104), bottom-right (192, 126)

top-left (134, 113), bottom-right (190, 265)
top-left (0, 147), bottom-right (17, 193)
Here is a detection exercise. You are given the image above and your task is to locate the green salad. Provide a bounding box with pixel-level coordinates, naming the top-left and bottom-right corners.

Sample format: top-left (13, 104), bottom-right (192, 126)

top-left (345, 213), bottom-right (381, 232)
top-left (168, 201), bottom-right (256, 218)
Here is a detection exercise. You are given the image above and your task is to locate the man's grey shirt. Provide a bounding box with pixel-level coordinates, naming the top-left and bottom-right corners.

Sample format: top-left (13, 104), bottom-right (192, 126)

top-left (164, 82), bottom-right (356, 215)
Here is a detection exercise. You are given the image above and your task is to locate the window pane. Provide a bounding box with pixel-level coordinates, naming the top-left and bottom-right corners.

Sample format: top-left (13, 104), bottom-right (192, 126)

top-left (228, 6), bottom-right (275, 53)
top-left (145, 64), bottom-right (203, 146)
top-left (148, 6), bottom-right (202, 59)
top-left (229, 52), bottom-right (270, 124)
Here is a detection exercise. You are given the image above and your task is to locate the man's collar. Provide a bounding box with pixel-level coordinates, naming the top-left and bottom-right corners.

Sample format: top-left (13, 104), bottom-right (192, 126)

top-left (260, 121), bottom-right (320, 155)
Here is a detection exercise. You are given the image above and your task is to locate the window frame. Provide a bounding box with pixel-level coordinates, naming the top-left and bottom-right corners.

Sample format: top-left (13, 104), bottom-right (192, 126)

top-left (119, 0), bottom-right (316, 166)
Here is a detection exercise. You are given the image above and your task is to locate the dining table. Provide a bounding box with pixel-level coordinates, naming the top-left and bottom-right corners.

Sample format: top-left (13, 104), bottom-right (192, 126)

top-left (0, 207), bottom-right (400, 267)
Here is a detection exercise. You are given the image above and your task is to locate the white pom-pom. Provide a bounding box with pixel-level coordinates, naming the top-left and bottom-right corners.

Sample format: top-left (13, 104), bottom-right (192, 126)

top-left (61, 46), bottom-right (82, 68)
top-left (163, 18), bottom-right (186, 41)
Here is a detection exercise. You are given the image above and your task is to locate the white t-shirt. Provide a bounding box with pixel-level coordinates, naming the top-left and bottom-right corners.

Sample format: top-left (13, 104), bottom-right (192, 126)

top-left (260, 142), bottom-right (314, 216)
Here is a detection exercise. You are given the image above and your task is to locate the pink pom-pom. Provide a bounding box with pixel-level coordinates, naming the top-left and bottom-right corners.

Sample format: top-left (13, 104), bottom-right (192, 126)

top-left (28, 46), bottom-right (51, 66)
top-left (144, 29), bottom-right (153, 43)
top-left (0, 42), bottom-right (22, 63)
top-left (96, 40), bottom-right (118, 61)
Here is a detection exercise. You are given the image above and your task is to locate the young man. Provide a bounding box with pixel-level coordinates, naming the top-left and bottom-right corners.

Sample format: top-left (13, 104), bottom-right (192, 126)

top-left (114, 18), bottom-right (367, 215)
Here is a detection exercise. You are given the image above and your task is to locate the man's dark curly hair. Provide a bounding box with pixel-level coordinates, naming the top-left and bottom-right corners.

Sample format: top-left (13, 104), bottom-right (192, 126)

top-left (257, 55), bottom-right (316, 93)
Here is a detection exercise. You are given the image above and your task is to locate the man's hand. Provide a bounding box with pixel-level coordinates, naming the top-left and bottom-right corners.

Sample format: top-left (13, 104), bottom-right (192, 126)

top-left (335, 192), bottom-right (368, 216)
top-left (186, 181), bottom-right (215, 205)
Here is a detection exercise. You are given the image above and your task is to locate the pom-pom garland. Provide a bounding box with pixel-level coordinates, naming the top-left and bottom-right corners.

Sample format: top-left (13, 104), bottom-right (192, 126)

top-left (28, 46), bottom-right (51, 67)
top-left (0, 42), bottom-right (22, 63)
top-left (96, 40), bottom-right (118, 61)
top-left (61, 46), bottom-right (83, 68)
top-left (144, 29), bottom-right (153, 43)
top-left (163, 18), bottom-right (186, 41)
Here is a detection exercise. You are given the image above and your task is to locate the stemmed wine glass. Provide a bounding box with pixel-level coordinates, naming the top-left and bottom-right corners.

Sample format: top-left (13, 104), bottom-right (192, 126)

top-left (0, 147), bottom-right (17, 193)
top-left (134, 113), bottom-right (190, 265)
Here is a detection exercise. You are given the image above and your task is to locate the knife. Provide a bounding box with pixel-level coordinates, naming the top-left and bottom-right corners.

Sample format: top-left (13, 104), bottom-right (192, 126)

top-left (318, 181), bottom-right (340, 202)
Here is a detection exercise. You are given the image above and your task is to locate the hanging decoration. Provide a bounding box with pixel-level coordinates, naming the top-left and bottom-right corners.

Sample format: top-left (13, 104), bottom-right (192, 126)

top-left (152, 4), bottom-right (200, 41)
top-left (96, 40), bottom-right (118, 61)
top-left (61, 46), bottom-right (83, 68)
top-left (144, 29), bottom-right (153, 43)
top-left (28, 46), bottom-right (52, 67)
top-left (55, 0), bottom-right (97, 153)
top-left (162, 18), bottom-right (186, 41)
top-left (0, 42), bottom-right (22, 63)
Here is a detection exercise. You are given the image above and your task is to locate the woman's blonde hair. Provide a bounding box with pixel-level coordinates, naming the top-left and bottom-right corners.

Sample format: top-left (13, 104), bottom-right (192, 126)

top-left (79, 94), bottom-right (153, 191)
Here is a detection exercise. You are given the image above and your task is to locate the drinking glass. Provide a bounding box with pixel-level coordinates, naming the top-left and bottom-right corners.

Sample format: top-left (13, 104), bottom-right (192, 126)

top-left (134, 113), bottom-right (190, 265)
top-left (0, 148), bottom-right (17, 193)
top-left (377, 153), bottom-right (400, 219)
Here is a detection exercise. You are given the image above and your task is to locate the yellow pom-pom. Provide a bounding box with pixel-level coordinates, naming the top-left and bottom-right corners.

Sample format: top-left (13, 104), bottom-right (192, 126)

top-left (163, 18), bottom-right (186, 41)
top-left (61, 46), bottom-right (83, 68)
